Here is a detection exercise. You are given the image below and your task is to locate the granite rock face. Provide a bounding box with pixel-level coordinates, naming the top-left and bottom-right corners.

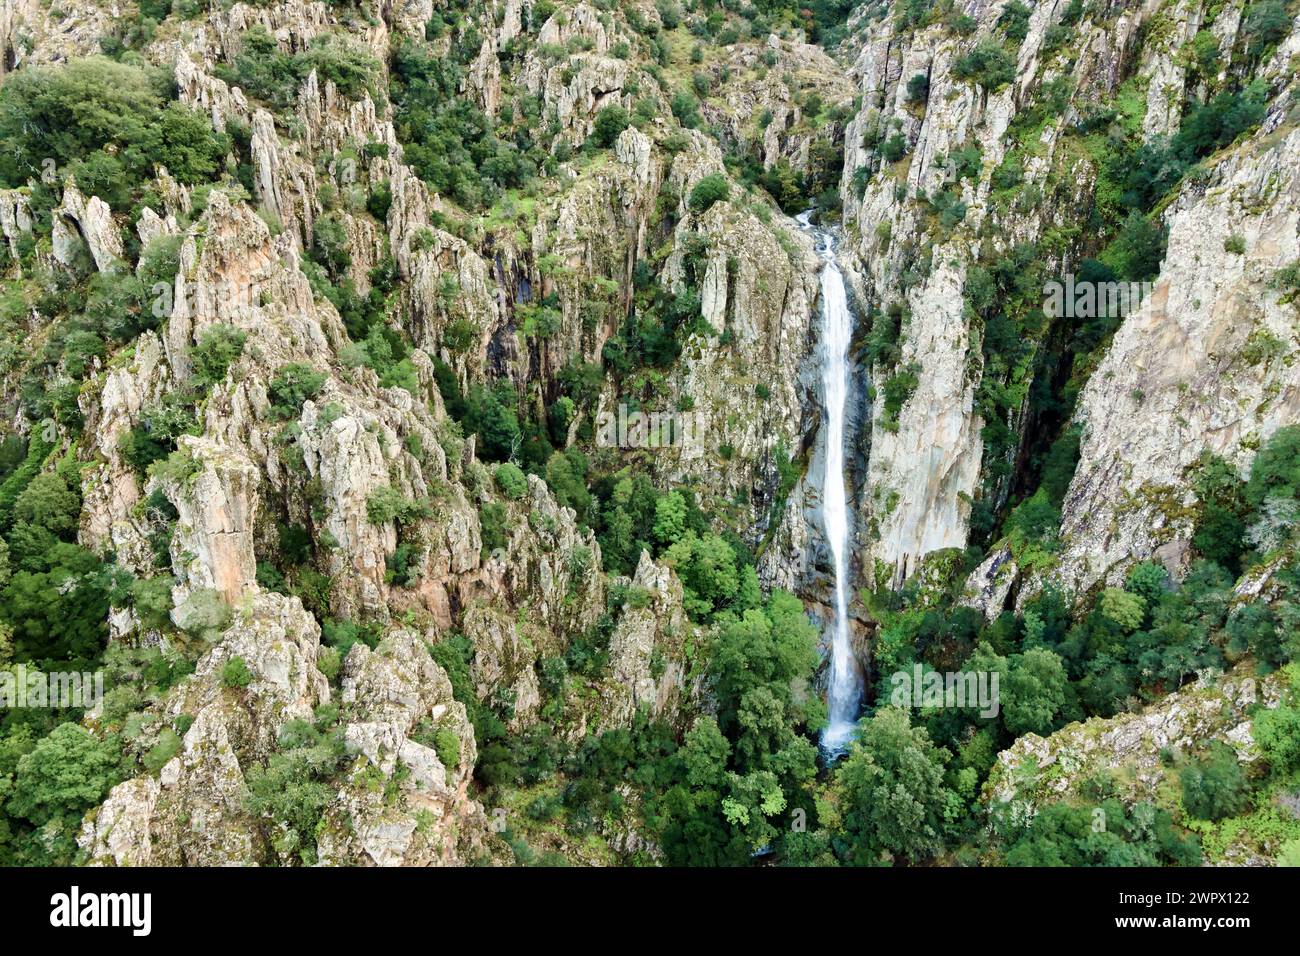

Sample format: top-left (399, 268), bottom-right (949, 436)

top-left (1054, 126), bottom-right (1300, 598)
top-left (8, 0), bottom-right (1297, 870)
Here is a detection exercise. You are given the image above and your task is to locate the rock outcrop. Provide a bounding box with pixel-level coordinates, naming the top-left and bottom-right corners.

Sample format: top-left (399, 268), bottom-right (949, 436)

top-left (316, 629), bottom-right (498, 866)
top-left (81, 592), bottom-right (333, 866)
top-left (1054, 126), bottom-right (1300, 597)
top-left (599, 551), bottom-right (695, 731)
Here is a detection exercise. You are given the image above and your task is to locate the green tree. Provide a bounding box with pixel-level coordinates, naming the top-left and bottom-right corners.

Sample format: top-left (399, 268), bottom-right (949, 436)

top-left (688, 173), bottom-right (730, 214)
top-left (6, 723), bottom-right (119, 862)
top-left (268, 364), bottom-right (327, 419)
top-left (652, 490), bottom-right (687, 546)
top-left (592, 105), bottom-right (630, 147)
top-left (12, 473), bottom-right (80, 538)
top-left (832, 707), bottom-right (952, 864)
top-left (1245, 425), bottom-right (1300, 510)
top-left (1180, 742), bottom-right (1250, 821)
top-left (663, 531), bottom-right (740, 618)
top-left (190, 325), bottom-right (248, 386)
top-left (1003, 647), bottom-right (1069, 737)
top-left (494, 462), bottom-right (528, 500)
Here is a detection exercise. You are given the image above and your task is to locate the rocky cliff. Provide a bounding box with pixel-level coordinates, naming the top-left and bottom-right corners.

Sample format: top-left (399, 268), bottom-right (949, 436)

top-left (2, 0), bottom-right (1299, 869)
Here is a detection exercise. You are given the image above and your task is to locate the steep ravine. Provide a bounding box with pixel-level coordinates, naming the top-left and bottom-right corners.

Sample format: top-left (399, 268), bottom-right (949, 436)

top-left (0, 0), bottom-right (1297, 869)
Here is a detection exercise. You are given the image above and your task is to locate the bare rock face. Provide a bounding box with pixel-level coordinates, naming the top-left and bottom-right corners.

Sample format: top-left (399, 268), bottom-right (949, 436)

top-left (161, 436), bottom-right (261, 608)
top-left (316, 629), bottom-right (499, 867)
top-left (165, 191), bottom-right (342, 382)
top-left (297, 400), bottom-right (400, 614)
top-left (522, 3), bottom-right (630, 145)
top-left (865, 258), bottom-right (983, 587)
top-left (0, 0), bottom-right (112, 75)
top-left (649, 178), bottom-right (820, 521)
top-left (960, 547), bottom-right (1017, 622)
top-left (52, 183), bottom-right (123, 273)
top-left (175, 51), bottom-right (250, 134)
top-left (1137, 0), bottom-right (1203, 138)
top-left (837, 0), bottom-right (1235, 593)
top-left (1054, 127), bottom-right (1300, 597)
top-left (491, 474), bottom-right (605, 637)
top-left (599, 551), bottom-right (695, 731)
top-left (78, 333), bottom-right (173, 572)
top-left (0, 189), bottom-right (32, 270)
top-left (170, 592), bottom-right (331, 751)
top-left (460, 603), bottom-right (548, 730)
top-left (78, 778), bottom-right (162, 868)
top-left (839, 11), bottom-right (1017, 592)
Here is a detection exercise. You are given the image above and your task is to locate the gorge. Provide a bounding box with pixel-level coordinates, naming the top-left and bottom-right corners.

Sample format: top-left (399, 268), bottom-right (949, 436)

top-left (0, 0), bottom-right (1298, 871)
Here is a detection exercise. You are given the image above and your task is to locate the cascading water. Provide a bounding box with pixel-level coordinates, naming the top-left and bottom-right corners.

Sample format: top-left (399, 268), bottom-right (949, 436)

top-left (797, 211), bottom-right (862, 756)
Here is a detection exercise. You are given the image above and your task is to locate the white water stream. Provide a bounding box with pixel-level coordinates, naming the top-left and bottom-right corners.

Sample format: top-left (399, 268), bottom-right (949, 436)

top-left (797, 211), bottom-right (862, 755)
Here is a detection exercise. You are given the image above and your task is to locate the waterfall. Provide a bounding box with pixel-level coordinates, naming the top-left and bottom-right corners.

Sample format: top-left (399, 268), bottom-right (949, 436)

top-left (798, 211), bottom-right (862, 756)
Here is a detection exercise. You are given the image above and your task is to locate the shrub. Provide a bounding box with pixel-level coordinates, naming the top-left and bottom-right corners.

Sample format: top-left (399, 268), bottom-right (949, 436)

top-left (366, 485), bottom-right (428, 526)
top-left (432, 727), bottom-right (461, 770)
top-left (310, 213), bottom-right (351, 279)
top-left (905, 73), bottom-right (929, 105)
top-left (0, 57), bottom-right (228, 195)
top-left (142, 728), bottom-right (182, 774)
top-left (139, 234), bottom-right (183, 292)
top-left (1253, 686), bottom-right (1300, 774)
top-left (998, 0), bottom-right (1032, 43)
top-left (386, 542), bottom-right (420, 585)
top-left (592, 105), bottom-right (630, 147)
top-left (221, 655), bottom-right (254, 689)
top-left (7, 723), bottom-right (119, 862)
top-left (389, 41), bottom-right (538, 211)
top-left (131, 575), bottom-right (175, 631)
top-left (1100, 212), bottom-right (1166, 282)
top-left (244, 717), bottom-right (345, 864)
top-left (953, 40), bottom-right (1017, 92)
top-left (174, 587), bottom-right (232, 640)
top-left (13, 472), bottom-right (80, 536)
top-left (1180, 742), bottom-right (1250, 821)
top-left (367, 179), bottom-right (392, 222)
top-left (880, 362), bottom-right (921, 430)
top-left (688, 173), bottom-right (729, 214)
top-left (950, 13), bottom-right (977, 35)
top-left (296, 35), bottom-right (382, 102)
top-left (671, 91), bottom-right (701, 129)
top-left (880, 133), bottom-right (907, 162)
top-left (991, 154), bottom-right (1024, 191)
top-left (480, 501), bottom-right (508, 556)
top-left (1245, 425), bottom-right (1300, 509)
top-left (268, 364), bottom-right (327, 419)
top-left (317, 646), bottom-right (341, 682)
top-left (1243, 0), bottom-right (1291, 61)
top-left (494, 462), bottom-right (529, 500)
top-left (190, 324), bottom-right (248, 385)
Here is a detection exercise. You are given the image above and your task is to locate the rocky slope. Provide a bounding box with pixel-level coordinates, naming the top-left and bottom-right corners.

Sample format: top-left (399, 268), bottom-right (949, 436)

top-left (2, 0), bottom-right (1299, 869)
top-left (827, 0), bottom-right (1300, 610)
top-left (0, 0), bottom-right (860, 865)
